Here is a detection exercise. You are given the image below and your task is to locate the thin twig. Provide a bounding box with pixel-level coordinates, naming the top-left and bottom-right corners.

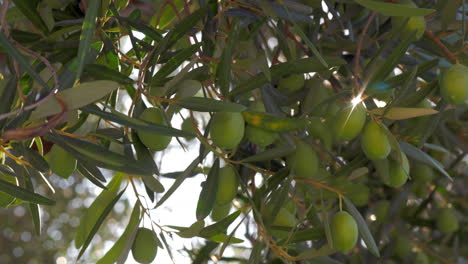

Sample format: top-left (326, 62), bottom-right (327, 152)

top-left (424, 30), bottom-right (458, 64)
top-left (353, 11), bottom-right (376, 92)
top-left (0, 0), bottom-right (10, 35)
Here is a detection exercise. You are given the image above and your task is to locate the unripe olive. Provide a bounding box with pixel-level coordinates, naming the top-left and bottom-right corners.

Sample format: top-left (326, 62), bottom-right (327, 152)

top-left (215, 166), bottom-right (238, 205)
top-left (211, 203), bottom-right (231, 222)
top-left (361, 121), bottom-right (391, 160)
top-left (392, 1), bottom-right (426, 40)
top-left (210, 112), bottom-right (245, 150)
top-left (278, 74), bottom-right (305, 94)
top-left (439, 64), bottom-right (468, 104)
top-left (132, 227), bottom-right (158, 263)
top-left (308, 119), bottom-right (333, 150)
top-left (386, 152), bottom-right (410, 188)
top-left (331, 211), bottom-right (358, 253)
top-left (411, 163), bottom-right (434, 183)
top-left (290, 140), bottom-right (319, 179)
top-left (348, 184), bottom-right (370, 207)
top-left (46, 145), bottom-right (77, 179)
top-left (181, 117), bottom-right (197, 140)
top-left (415, 252), bottom-right (429, 264)
top-left (374, 200), bottom-right (390, 224)
top-left (0, 172), bottom-right (17, 208)
top-left (272, 207), bottom-right (296, 227)
top-left (245, 125), bottom-right (278, 147)
top-left (436, 208), bottom-right (459, 234)
top-left (333, 103), bottom-right (366, 141)
top-left (138, 107), bottom-right (172, 151)
top-left (393, 234), bottom-right (412, 258)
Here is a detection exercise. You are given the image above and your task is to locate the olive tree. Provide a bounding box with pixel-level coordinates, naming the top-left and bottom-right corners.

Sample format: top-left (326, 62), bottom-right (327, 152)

top-left (0, 0), bottom-right (466, 263)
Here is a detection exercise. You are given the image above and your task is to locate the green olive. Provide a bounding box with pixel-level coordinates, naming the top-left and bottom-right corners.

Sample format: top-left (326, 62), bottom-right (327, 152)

top-left (181, 117), bottom-right (197, 141)
top-left (411, 163), bottom-right (434, 183)
top-left (374, 200), bottom-right (390, 224)
top-left (392, 1), bottom-right (426, 40)
top-left (415, 252), bottom-right (429, 264)
top-left (210, 112), bottom-right (245, 150)
top-left (439, 64), bottom-right (468, 104)
top-left (46, 145), bottom-right (77, 179)
top-left (386, 152), bottom-right (410, 188)
top-left (308, 119), bottom-right (333, 150)
top-left (393, 234), bottom-right (412, 258)
top-left (215, 166), bottom-right (238, 205)
top-left (361, 121), bottom-right (391, 160)
top-left (211, 203), bottom-right (231, 222)
top-left (331, 211), bottom-right (358, 253)
top-left (272, 207), bottom-right (296, 227)
top-left (348, 184), bottom-right (370, 207)
top-left (278, 74), bottom-right (305, 94)
top-left (436, 208), bottom-right (459, 234)
top-left (138, 107), bottom-right (172, 151)
top-left (245, 125), bottom-right (278, 147)
top-left (333, 103), bottom-right (367, 141)
top-left (0, 172), bottom-right (17, 208)
top-left (132, 227), bottom-right (158, 263)
top-left (290, 140), bottom-right (319, 179)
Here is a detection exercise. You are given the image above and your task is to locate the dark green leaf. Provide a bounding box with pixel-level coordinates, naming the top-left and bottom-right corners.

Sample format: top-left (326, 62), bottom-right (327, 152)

top-left (216, 20), bottom-right (239, 96)
top-left (175, 97), bottom-right (247, 112)
top-left (153, 43), bottom-right (202, 83)
top-left (77, 162), bottom-right (107, 189)
top-left (97, 202), bottom-right (141, 264)
top-left (77, 187), bottom-right (126, 260)
top-left (399, 141), bottom-right (452, 180)
top-left (0, 32), bottom-right (49, 90)
top-left (343, 197), bottom-right (380, 257)
top-left (83, 64), bottom-right (133, 84)
top-left (75, 173), bottom-right (124, 249)
top-left (355, 0), bottom-right (435, 16)
top-left (0, 177), bottom-right (55, 205)
top-left (199, 210), bottom-right (241, 238)
top-left (230, 57), bottom-right (345, 96)
top-left (81, 104), bottom-right (194, 137)
top-left (241, 144), bottom-right (295, 163)
top-left (196, 159), bottom-right (220, 220)
top-left (11, 0), bottom-right (49, 34)
top-left (76, 0), bottom-right (101, 81)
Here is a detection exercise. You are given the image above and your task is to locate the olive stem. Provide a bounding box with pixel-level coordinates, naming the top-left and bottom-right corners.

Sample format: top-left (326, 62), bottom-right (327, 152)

top-left (353, 11), bottom-right (377, 92)
top-left (424, 31), bottom-right (458, 64)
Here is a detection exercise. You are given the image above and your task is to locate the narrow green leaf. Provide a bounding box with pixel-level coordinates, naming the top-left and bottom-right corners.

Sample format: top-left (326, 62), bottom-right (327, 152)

top-left (386, 59), bottom-right (439, 87)
top-left (46, 132), bottom-right (154, 177)
top-left (0, 32), bottom-right (48, 90)
top-left (368, 34), bottom-right (414, 84)
top-left (248, 241), bottom-right (264, 264)
top-left (196, 159), bottom-right (220, 220)
top-left (24, 169), bottom-right (41, 235)
top-left (297, 244), bottom-right (335, 260)
top-left (399, 141), bottom-right (452, 181)
top-left (76, 0), bottom-right (101, 82)
top-left (83, 64), bottom-right (133, 84)
top-left (23, 147), bottom-right (49, 172)
top-left (116, 16), bottom-right (163, 41)
top-left (75, 173), bottom-right (124, 249)
top-left (175, 220), bottom-right (205, 238)
top-left (97, 202), bottom-right (141, 264)
top-left (153, 43), bottom-right (202, 82)
top-left (31, 80), bottom-right (120, 120)
top-left (216, 21), bottom-right (239, 96)
top-left (77, 163), bottom-right (107, 189)
top-left (77, 187), bottom-right (126, 260)
top-left (175, 97), bottom-right (247, 112)
top-left (81, 104), bottom-right (194, 137)
top-left (241, 144), bottom-right (295, 163)
top-left (199, 210), bottom-right (241, 238)
top-left (355, 0), bottom-right (435, 16)
top-left (0, 178), bottom-right (55, 205)
top-left (11, 0), bottom-right (49, 33)
top-left (343, 197), bottom-right (380, 257)
top-left (141, 175), bottom-right (165, 193)
top-left (243, 111), bottom-right (309, 132)
top-left (156, 156), bottom-right (202, 207)
top-left (371, 107), bottom-right (438, 120)
top-left (230, 57), bottom-right (345, 96)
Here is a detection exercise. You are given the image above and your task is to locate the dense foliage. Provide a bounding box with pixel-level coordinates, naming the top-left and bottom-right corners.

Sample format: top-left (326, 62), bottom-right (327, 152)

top-left (0, 0), bottom-right (467, 263)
